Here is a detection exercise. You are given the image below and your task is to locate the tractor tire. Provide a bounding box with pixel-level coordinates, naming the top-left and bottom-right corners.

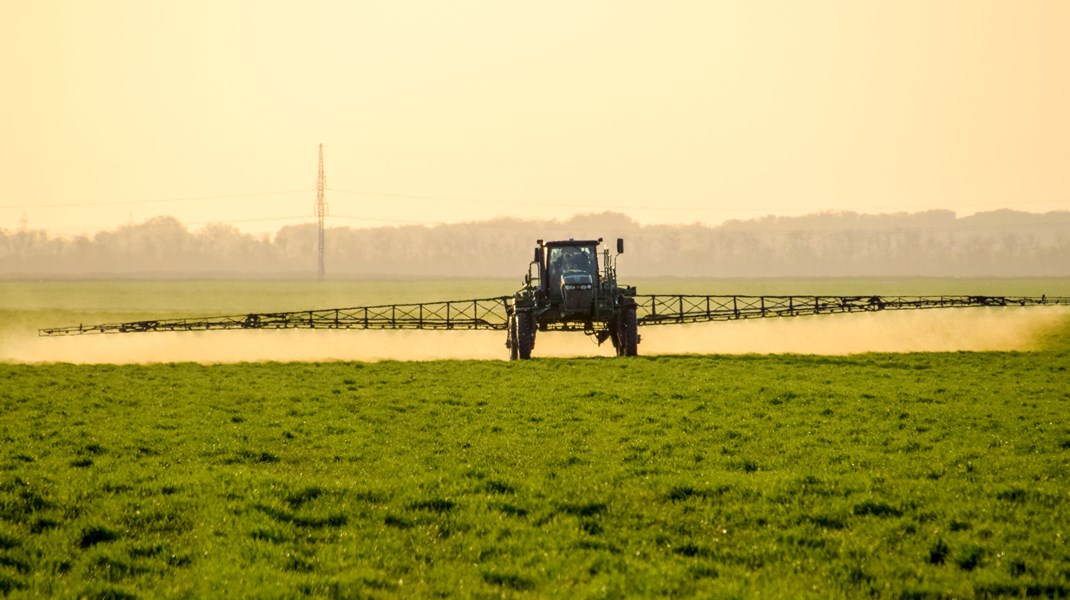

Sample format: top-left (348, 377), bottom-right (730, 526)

top-left (618, 304), bottom-right (638, 357)
top-left (507, 314), bottom-right (519, 361)
top-left (516, 310), bottom-right (536, 360)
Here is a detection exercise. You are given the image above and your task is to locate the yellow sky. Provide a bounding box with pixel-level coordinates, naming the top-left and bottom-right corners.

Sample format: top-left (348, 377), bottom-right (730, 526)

top-left (2, 0), bottom-right (1068, 236)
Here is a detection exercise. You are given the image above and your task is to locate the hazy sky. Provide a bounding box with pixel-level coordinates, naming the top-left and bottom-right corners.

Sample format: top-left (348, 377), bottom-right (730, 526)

top-left (3, 1), bottom-right (1068, 236)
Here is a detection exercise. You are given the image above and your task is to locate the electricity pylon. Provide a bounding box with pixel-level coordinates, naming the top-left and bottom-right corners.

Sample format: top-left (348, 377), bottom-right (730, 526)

top-left (315, 143), bottom-right (327, 280)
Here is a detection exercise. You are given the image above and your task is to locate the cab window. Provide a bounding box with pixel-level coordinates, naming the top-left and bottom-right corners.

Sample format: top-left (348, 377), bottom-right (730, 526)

top-left (548, 246), bottom-right (595, 273)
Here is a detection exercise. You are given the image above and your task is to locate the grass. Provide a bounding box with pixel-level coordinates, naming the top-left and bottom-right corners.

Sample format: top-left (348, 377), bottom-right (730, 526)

top-left (1, 352), bottom-right (1069, 597)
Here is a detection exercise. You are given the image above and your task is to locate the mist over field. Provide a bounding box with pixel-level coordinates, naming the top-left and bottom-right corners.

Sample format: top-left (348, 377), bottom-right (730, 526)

top-left (5, 306), bottom-right (1068, 365)
top-left (3, 209), bottom-right (1069, 278)
top-left (4, 275), bottom-right (1070, 364)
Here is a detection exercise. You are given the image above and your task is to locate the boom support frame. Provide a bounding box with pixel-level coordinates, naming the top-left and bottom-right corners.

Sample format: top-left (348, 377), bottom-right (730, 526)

top-left (635, 294), bottom-right (1068, 326)
top-left (38, 294), bottom-right (1068, 337)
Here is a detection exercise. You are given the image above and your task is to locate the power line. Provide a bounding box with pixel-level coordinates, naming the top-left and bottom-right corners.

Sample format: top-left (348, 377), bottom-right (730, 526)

top-left (0, 189), bottom-right (313, 210)
top-left (0, 146), bottom-right (308, 172)
top-left (331, 214), bottom-right (445, 226)
top-left (326, 187), bottom-right (695, 212)
top-left (325, 187), bottom-right (1069, 216)
top-left (186, 216), bottom-right (313, 226)
top-left (322, 143), bottom-right (1070, 177)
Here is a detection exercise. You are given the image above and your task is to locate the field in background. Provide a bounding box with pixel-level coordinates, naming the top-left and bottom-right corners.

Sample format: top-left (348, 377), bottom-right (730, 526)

top-left (1, 354), bottom-right (1068, 597)
top-left (3, 278), bottom-right (1070, 362)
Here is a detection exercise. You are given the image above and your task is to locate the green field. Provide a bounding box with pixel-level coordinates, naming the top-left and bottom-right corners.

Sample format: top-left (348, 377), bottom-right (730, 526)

top-left (1, 279), bottom-right (1069, 597)
top-left (2, 354), bottom-right (1069, 598)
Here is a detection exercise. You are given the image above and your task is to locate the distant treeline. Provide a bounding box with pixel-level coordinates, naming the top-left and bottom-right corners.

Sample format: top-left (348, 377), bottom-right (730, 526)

top-left (2, 209), bottom-right (1069, 278)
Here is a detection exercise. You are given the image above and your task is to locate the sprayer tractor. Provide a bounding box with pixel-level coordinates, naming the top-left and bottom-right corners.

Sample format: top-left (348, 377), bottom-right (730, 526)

top-left (507, 238), bottom-right (637, 359)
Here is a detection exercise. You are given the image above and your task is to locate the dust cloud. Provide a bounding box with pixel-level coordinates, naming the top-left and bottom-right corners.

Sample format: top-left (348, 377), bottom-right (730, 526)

top-left (640, 308), bottom-right (1069, 355)
top-left (3, 308), bottom-right (1067, 364)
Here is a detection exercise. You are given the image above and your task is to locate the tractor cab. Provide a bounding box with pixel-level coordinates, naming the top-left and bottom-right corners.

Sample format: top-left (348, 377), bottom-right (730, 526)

top-left (543, 241), bottom-right (599, 317)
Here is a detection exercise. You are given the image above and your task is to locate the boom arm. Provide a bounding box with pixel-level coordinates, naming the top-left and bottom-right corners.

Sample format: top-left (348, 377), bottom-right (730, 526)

top-left (635, 294), bottom-right (1070, 326)
top-left (38, 294), bottom-right (1068, 337)
top-left (39, 297), bottom-right (513, 336)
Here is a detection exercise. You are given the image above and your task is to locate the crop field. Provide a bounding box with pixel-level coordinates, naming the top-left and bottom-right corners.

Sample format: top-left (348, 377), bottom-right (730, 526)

top-left (3, 354), bottom-right (1070, 598)
top-left (1, 279), bottom-right (1069, 597)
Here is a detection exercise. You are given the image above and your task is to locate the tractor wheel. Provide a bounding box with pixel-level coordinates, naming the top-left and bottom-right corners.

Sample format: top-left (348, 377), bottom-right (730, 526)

top-left (618, 304), bottom-right (638, 357)
top-left (507, 314), bottom-right (519, 361)
top-left (516, 311), bottom-right (536, 360)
